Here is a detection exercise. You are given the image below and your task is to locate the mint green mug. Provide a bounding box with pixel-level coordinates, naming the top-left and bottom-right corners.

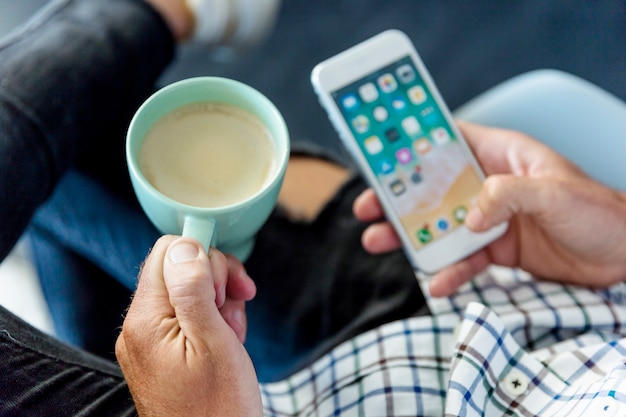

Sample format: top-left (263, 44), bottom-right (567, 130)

top-left (126, 77), bottom-right (289, 261)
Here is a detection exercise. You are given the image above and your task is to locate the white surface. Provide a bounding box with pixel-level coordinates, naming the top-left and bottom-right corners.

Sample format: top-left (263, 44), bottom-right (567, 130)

top-left (0, 238), bottom-right (54, 334)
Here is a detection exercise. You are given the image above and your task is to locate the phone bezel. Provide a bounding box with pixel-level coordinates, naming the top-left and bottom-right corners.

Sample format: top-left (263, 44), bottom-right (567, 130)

top-left (311, 29), bottom-right (507, 274)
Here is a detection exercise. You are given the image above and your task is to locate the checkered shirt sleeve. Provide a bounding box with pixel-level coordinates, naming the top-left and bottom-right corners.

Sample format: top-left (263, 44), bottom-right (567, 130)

top-left (259, 267), bottom-right (626, 416)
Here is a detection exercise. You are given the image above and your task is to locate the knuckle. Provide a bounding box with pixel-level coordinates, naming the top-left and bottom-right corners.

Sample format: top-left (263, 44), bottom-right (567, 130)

top-left (114, 334), bottom-right (129, 364)
top-left (482, 175), bottom-right (513, 205)
top-left (208, 247), bottom-right (227, 266)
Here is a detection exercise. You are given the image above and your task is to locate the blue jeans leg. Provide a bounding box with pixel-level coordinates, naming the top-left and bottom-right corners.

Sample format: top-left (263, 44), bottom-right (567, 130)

top-left (28, 170), bottom-right (160, 355)
top-left (30, 170), bottom-right (160, 292)
top-left (28, 228), bottom-right (133, 360)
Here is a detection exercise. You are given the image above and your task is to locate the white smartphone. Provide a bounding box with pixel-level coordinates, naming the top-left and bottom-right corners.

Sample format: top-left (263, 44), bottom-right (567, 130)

top-left (311, 29), bottom-right (508, 274)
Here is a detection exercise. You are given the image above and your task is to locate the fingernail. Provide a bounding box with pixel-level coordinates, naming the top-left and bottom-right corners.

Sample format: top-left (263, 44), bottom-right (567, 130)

top-left (169, 241), bottom-right (200, 264)
top-left (465, 207), bottom-right (486, 230)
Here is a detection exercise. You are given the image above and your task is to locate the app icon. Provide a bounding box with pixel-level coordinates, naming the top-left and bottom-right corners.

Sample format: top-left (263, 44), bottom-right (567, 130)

top-left (359, 83), bottom-right (379, 103)
top-left (391, 97), bottom-right (407, 111)
top-left (417, 226), bottom-right (433, 244)
top-left (352, 115), bottom-right (370, 134)
top-left (432, 127), bottom-right (451, 146)
top-left (379, 158), bottom-right (394, 175)
top-left (341, 93), bottom-right (358, 111)
top-left (402, 116), bottom-right (421, 136)
top-left (373, 106), bottom-right (388, 122)
top-left (364, 135), bottom-right (383, 155)
top-left (385, 127), bottom-right (401, 143)
top-left (436, 218), bottom-right (450, 232)
top-left (408, 85), bottom-right (427, 105)
top-left (395, 147), bottom-right (413, 165)
top-left (453, 206), bottom-right (468, 223)
top-left (420, 106), bottom-right (439, 124)
top-left (396, 64), bottom-right (416, 84)
top-left (377, 73), bottom-right (398, 93)
top-left (413, 138), bottom-right (432, 155)
top-left (410, 170), bottom-right (423, 184)
top-left (390, 179), bottom-right (406, 196)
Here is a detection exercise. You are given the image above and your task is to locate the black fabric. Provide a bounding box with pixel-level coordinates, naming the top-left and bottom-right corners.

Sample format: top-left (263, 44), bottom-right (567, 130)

top-left (0, 305), bottom-right (135, 416)
top-left (0, 0), bottom-right (174, 260)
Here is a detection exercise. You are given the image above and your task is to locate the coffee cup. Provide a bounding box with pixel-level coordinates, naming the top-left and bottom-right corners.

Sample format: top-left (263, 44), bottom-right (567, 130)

top-left (126, 76), bottom-right (289, 261)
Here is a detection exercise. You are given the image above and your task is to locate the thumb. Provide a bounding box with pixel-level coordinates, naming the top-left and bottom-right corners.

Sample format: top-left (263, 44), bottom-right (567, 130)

top-left (163, 238), bottom-right (225, 338)
top-left (466, 174), bottom-right (557, 231)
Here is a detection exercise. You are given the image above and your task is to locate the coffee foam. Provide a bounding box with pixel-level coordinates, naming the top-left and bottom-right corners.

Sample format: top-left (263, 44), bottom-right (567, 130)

top-left (140, 102), bottom-right (277, 208)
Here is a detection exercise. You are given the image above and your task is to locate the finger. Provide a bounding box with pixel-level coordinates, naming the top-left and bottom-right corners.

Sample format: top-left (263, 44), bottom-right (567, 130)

top-left (428, 249), bottom-right (491, 297)
top-left (163, 238), bottom-right (227, 339)
top-left (225, 255), bottom-right (256, 302)
top-left (353, 188), bottom-right (385, 221)
top-left (466, 174), bottom-right (557, 232)
top-left (361, 222), bottom-right (403, 254)
top-left (117, 235), bottom-right (180, 364)
top-left (208, 249), bottom-right (228, 308)
top-left (219, 299), bottom-right (247, 343)
top-left (456, 121), bottom-right (516, 175)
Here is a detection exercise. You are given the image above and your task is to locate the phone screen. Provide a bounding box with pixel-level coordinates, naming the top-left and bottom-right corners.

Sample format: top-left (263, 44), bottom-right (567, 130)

top-left (331, 56), bottom-right (483, 249)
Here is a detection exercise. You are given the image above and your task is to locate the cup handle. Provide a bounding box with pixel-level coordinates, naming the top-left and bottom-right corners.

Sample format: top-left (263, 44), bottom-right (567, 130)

top-left (182, 216), bottom-right (216, 253)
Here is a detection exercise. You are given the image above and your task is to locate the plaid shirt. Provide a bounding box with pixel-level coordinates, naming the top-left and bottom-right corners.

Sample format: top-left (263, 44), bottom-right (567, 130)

top-left (259, 267), bottom-right (626, 416)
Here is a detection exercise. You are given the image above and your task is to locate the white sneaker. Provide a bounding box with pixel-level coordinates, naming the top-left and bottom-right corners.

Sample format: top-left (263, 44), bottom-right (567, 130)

top-left (186, 0), bottom-right (281, 50)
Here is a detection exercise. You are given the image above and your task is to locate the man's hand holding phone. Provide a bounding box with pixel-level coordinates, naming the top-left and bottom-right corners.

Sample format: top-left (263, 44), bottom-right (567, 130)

top-left (312, 30), bottom-right (507, 273)
top-left (354, 122), bottom-right (626, 297)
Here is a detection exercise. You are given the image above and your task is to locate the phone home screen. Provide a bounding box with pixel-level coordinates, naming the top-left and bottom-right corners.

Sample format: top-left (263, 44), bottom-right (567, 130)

top-left (332, 56), bottom-right (483, 249)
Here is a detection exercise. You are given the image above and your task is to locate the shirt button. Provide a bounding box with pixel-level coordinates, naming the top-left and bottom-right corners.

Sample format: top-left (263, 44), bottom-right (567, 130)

top-left (501, 370), bottom-right (529, 396)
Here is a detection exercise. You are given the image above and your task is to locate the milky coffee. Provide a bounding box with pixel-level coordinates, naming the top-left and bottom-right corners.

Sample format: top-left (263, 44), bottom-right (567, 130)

top-left (139, 102), bottom-right (277, 208)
